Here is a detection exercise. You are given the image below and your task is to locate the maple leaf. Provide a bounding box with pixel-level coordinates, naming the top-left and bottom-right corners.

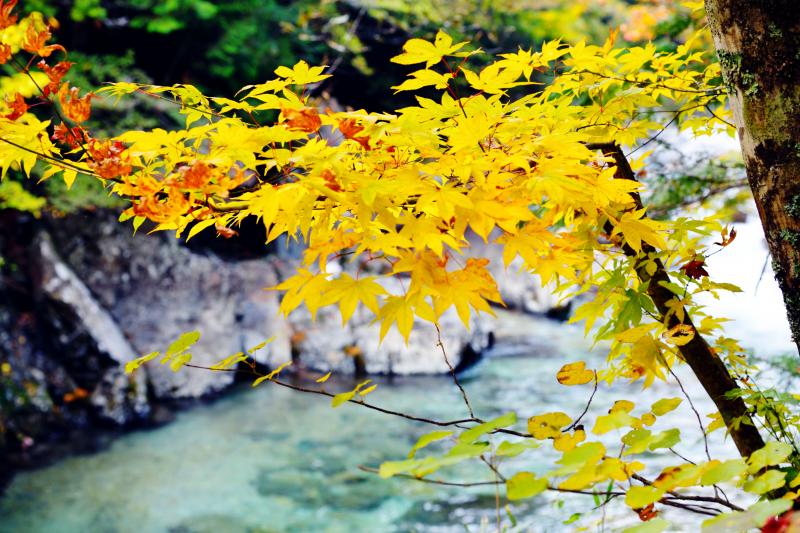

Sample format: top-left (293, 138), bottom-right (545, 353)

top-left (51, 123), bottom-right (87, 148)
top-left (321, 169), bottom-right (343, 192)
top-left (57, 83), bottom-right (96, 123)
top-left (282, 107), bottom-right (321, 133)
top-left (273, 60), bottom-right (330, 85)
top-left (376, 295), bottom-right (415, 342)
top-left (392, 69), bottom-right (453, 93)
top-left (321, 273), bottom-right (386, 324)
top-left (390, 30), bottom-right (469, 68)
top-left (338, 118), bottom-right (370, 150)
top-left (87, 140), bottom-right (133, 179)
top-left (37, 60), bottom-right (73, 96)
top-left (177, 161), bottom-right (214, 189)
top-left (0, 44), bottom-right (11, 65)
top-left (22, 24), bottom-right (66, 58)
top-left (611, 209), bottom-right (667, 253)
top-left (680, 258), bottom-right (709, 279)
top-left (714, 226), bottom-right (737, 247)
top-left (0, 0), bottom-right (17, 31)
top-left (3, 93), bottom-right (27, 121)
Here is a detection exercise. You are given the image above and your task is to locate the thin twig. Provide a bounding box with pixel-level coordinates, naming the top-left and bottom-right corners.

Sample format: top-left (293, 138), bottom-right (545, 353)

top-left (565, 371), bottom-right (598, 432)
top-left (435, 323), bottom-right (476, 419)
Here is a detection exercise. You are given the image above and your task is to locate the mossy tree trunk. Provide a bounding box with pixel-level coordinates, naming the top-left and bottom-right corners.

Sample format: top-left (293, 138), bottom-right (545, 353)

top-left (705, 0), bottom-right (800, 355)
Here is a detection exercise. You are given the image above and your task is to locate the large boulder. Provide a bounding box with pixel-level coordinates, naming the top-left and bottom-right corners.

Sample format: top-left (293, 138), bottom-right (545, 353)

top-left (36, 232), bottom-right (149, 424)
top-left (48, 212), bottom-right (291, 399)
top-left (287, 305), bottom-right (491, 375)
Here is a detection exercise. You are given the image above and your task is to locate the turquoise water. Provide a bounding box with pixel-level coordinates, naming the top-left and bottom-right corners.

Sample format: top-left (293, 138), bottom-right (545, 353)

top-left (0, 316), bottom-right (759, 532)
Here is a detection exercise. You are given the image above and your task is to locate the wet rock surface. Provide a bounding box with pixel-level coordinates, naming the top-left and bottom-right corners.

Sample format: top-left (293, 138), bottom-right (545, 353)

top-left (3, 209), bottom-right (558, 476)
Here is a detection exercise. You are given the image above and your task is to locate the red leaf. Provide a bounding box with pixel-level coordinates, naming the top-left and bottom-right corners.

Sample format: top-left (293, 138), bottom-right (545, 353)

top-left (680, 259), bottom-right (709, 280)
top-left (3, 93), bottom-right (27, 121)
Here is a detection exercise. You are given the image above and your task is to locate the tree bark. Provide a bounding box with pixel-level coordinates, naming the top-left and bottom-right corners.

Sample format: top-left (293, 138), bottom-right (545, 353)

top-left (589, 142), bottom-right (766, 459)
top-left (705, 0), bottom-right (800, 355)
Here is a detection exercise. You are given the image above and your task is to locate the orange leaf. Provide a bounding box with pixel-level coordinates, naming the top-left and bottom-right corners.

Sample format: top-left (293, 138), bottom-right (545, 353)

top-left (282, 107), bottom-right (321, 133)
top-left (58, 83), bottom-right (96, 123)
top-left (338, 118), bottom-right (370, 150)
top-left (3, 93), bottom-right (27, 121)
top-left (87, 140), bottom-right (133, 179)
top-left (321, 169), bottom-right (343, 192)
top-left (0, 44), bottom-right (11, 65)
top-left (52, 123), bottom-right (87, 148)
top-left (178, 161), bottom-right (214, 189)
top-left (556, 361), bottom-right (595, 385)
top-left (714, 226), bottom-right (737, 247)
top-left (636, 503), bottom-right (658, 521)
top-left (0, 0), bottom-right (17, 31)
top-left (22, 25), bottom-right (66, 58)
top-left (38, 60), bottom-right (73, 96)
top-left (215, 224), bottom-right (239, 239)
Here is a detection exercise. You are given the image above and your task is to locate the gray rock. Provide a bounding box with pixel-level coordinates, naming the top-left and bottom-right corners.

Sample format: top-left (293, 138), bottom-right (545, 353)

top-left (49, 214), bottom-right (292, 399)
top-left (287, 296), bottom-right (490, 375)
top-left (36, 232), bottom-right (149, 422)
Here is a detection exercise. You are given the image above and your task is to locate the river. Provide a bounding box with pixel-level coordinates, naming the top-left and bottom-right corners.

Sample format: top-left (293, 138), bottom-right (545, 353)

top-left (0, 203), bottom-right (795, 532)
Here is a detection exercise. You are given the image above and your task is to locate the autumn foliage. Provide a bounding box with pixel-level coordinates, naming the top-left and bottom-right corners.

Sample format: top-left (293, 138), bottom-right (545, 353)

top-left (2, 2), bottom-right (800, 530)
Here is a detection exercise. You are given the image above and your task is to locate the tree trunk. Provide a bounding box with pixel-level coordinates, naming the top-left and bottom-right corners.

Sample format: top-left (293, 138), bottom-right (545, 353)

top-left (589, 142), bottom-right (766, 459)
top-left (705, 0), bottom-right (800, 355)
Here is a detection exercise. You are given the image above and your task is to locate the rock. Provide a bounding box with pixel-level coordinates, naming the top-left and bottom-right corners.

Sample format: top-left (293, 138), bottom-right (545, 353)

top-left (48, 211), bottom-right (291, 399)
top-left (35, 232), bottom-right (150, 423)
top-left (287, 303), bottom-right (491, 375)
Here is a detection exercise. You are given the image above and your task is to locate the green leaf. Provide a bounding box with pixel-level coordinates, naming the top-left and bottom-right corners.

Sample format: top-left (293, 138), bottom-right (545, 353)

top-left (505, 505), bottom-right (518, 528)
top-left (743, 469), bottom-right (786, 495)
top-left (650, 397), bottom-right (682, 416)
top-left (622, 429), bottom-right (653, 455)
top-left (408, 430), bottom-right (453, 458)
top-left (700, 459), bottom-right (747, 486)
top-left (496, 440), bottom-right (539, 457)
top-left (702, 499), bottom-right (792, 532)
top-left (506, 472), bottom-right (547, 500)
top-left (749, 441), bottom-right (793, 473)
top-left (166, 331), bottom-right (201, 356)
top-left (447, 442), bottom-right (490, 458)
top-left (622, 518), bottom-right (669, 533)
top-left (124, 351), bottom-right (159, 374)
top-left (624, 485), bottom-right (664, 508)
top-left (648, 428), bottom-right (680, 451)
top-left (459, 412), bottom-right (516, 443)
top-left (658, 280), bottom-right (684, 296)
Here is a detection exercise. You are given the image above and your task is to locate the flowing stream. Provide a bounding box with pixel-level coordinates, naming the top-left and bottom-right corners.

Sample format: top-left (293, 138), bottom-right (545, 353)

top-left (1, 203), bottom-right (795, 532)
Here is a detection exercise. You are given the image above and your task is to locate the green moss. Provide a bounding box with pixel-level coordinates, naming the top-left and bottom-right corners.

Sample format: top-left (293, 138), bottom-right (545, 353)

top-left (787, 195), bottom-right (800, 218)
top-left (779, 229), bottom-right (800, 248)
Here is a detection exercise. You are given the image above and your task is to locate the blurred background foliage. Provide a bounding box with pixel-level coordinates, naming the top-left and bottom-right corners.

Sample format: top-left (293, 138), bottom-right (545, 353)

top-left (1, 0), bottom-right (713, 217)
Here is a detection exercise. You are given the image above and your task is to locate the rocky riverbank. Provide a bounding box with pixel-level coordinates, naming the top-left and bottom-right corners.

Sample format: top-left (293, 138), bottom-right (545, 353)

top-left (0, 209), bottom-right (561, 480)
